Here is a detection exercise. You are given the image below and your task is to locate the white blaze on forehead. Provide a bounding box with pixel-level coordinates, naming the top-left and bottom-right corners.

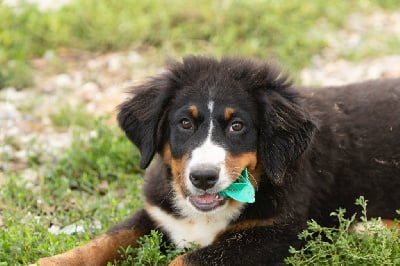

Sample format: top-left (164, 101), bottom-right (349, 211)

top-left (208, 100), bottom-right (214, 113)
top-left (188, 100), bottom-right (225, 168)
top-left (185, 99), bottom-right (231, 193)
top-left (182, 99), bottom-right (236, 209)
top-left (188, 130), bottom-right (226, 168)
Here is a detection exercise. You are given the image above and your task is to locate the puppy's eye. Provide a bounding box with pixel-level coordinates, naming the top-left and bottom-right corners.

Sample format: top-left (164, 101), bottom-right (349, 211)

top-left (179, 118), bottom-right (193, 130)
top-left (229, 120), bottom-right (244, 132)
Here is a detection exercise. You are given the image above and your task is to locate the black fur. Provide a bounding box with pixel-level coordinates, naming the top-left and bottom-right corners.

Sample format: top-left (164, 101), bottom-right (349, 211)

top-left (118, 77), bottom-right (176, 168)
top-left (116, 56), bottom-right (400, 265)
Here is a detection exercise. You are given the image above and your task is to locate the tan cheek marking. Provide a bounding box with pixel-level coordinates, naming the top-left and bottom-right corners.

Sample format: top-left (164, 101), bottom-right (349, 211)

top-left (162, 143), bottom-right (188, 178)
top-left (171, 154), bottom-right (189, 184)
top-left (225, 199), bottom-right (244, 213)
top-left (37, 229), bottom-right (144, 266)
top-left (161, 143), bottom-right (172, 166)
top-left (224, 107), bottom-right (235, 121)
top-left (189, 105), bottom-right (199, 119)
top-left (226, 152), bottom-right (260, 187)
top-left (170, 154), bottom-right (189, 196)
top-left (161, 143), bottom-right (189, 197)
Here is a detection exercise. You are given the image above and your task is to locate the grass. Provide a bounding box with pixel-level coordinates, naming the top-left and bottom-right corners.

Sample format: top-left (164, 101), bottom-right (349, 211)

top-left (1, 0), bottom-right (399, 88)
top-left (49, 104), bottom-right (95, 129)
top-left (1, 0), bottom-right (400, 264)
top-left (285, 197), bottom-right (400, 265)
top-left (0, 118), bottom-right (143, 264)
top-left (108, 230), bottom-right (196, 266)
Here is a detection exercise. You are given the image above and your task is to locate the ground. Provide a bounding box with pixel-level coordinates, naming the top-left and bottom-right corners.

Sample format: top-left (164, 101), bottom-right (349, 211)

top-left (0, 4), bottom-right (399, 264)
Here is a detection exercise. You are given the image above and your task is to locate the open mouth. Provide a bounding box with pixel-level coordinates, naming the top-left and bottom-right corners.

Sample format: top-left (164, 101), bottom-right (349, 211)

top-left (188, 193), bottom-right (227, 212)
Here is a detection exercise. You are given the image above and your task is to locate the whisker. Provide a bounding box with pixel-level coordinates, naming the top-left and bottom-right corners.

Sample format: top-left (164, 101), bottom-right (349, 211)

top-left (160, 173), bottom-right (182, 207)
top-left (227, 169), bottom-right (259, 190)
top-left (160, 187), bottom-right (174, 205)
top-left (248, 172), bottom-right (259, 190)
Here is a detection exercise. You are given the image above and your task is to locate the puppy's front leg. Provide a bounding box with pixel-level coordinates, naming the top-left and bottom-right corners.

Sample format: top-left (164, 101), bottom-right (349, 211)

top-left (168, 220), bottom-right (302, 266)
top-left (38, 209), bottom-right (154, 266)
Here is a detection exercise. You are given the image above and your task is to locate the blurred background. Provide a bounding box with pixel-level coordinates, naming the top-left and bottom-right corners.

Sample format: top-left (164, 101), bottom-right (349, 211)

top-left (0, 0), bottom-right (399, 264)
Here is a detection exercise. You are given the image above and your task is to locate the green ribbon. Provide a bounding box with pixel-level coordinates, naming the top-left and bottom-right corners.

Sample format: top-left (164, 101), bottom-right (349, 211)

top-left (218, 168), bottom-right (255, 203)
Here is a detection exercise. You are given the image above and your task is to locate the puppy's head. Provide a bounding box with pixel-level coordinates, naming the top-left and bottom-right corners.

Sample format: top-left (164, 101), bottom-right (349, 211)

top-left (118, 56), bottom-right (315, 214)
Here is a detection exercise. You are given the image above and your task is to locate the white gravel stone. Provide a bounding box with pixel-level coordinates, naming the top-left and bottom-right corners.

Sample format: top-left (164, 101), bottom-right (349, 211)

top-left (128, 51), bottom-right (142, 64)
top-left (0, 102), bottom-right (21, 121)
top-left (301, 55), bottom-right (400, 86)
top-left (81, 82), bottom-right (101, 101)
top-left (48, 223), bottom-right (86, 235)
top-left (60, 223), bottom-right (86, 235)
top-left (48, 225), bottom-right (61, 235)
top-left (52, 73), bottom-right (74, 89)
top-left (107, 54), bottom-right (124, 72)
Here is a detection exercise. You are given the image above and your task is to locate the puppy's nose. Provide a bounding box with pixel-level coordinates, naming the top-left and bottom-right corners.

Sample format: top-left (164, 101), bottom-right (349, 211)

top-left (189, 168), bottom-right (219, 190)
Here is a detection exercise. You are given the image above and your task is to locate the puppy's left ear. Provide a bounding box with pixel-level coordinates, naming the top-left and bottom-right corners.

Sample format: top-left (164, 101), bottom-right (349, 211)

top-left (117, 78), bottom-right (174, 169)
top-left (258, 90), bottom-right (316, 183)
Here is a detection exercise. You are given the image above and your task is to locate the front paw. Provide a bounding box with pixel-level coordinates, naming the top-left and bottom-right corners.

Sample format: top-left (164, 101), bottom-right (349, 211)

top-left (169, 255), bottom-right (188, 266)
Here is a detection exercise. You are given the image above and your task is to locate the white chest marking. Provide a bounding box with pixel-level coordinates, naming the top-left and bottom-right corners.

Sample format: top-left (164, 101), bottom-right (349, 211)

top-left (146, 205), bottom-right (232, 248)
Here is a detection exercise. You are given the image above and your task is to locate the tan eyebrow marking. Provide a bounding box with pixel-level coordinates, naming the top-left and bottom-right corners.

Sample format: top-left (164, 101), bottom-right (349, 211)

top-left (189, 105), bottom-right (199, 118)
top-left (224, 107), bottom-right (235, 121)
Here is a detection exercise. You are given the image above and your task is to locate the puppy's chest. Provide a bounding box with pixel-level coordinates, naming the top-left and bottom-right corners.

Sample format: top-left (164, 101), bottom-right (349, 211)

top-left (147, 205), bottom-right (230, 248)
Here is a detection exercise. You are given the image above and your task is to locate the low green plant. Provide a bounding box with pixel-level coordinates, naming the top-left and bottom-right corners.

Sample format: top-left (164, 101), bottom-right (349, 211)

top-left (285, 196), bottom-right (400, 265)
top-left (0, 118), bottom-right (143, 264)
top-left (49, 104), bottom-right (95, 129)
top-left (48, 118), bottom-right (142, 194)
top-left (110, 230), bottom-right (195, 266)
top-left (0, 60), bottom-right (33, 89)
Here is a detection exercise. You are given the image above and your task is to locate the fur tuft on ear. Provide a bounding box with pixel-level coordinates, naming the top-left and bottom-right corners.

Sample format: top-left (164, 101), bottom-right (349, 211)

top-left (258, 89), bottom-right (316, 184)
top-left (117, 78), bottom-right (174, 169)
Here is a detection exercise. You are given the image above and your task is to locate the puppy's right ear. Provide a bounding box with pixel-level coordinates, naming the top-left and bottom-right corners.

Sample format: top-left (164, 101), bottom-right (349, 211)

top-left (117, 78), bottom-right (174, 169)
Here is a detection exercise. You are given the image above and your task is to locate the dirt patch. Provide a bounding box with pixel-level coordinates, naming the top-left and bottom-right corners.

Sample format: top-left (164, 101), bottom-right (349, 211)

top-left (301, 9), bottom-right (400, 85)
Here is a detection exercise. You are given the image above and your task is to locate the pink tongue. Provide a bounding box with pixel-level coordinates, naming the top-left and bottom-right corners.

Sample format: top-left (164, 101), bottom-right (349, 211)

top-left (193, 194), bottom-right (220, 204)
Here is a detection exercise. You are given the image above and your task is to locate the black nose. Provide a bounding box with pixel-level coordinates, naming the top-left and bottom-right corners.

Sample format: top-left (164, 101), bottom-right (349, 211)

top-left (189, 168), bottom-right (219, 190)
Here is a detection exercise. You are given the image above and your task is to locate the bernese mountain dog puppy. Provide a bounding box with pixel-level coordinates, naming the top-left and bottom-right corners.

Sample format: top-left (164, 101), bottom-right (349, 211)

top-left (39, 56), bottom-right (400, 265)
